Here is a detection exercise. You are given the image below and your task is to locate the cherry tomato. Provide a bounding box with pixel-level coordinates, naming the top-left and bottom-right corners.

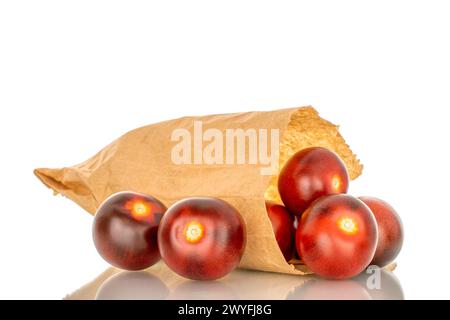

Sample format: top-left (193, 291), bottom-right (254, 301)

top-left (359, 197), bottom-right (403, 267)
top-left (158, 197), bottom-right (246, 280)
top-left (278, 147), bottom-right (349, 217)
top-left (296, 194), bottom-right (378, 279)
top-left (92, 191), bottom-right (166, 270)
top-left (265, 201), bottom-right (295, 261)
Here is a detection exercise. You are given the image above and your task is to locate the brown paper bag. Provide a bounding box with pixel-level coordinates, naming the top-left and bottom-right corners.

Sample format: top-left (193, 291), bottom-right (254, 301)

top-left (35, 106), bottom-right (363, 275)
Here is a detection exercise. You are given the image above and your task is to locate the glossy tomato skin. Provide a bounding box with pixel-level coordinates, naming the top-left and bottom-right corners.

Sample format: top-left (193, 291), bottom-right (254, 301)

top-left (92, 191), bottom-right (167, 271)
top-left (359, 197), bottom-right (403, 267)
top-left (278, 147), bottom-right (349, 217)
top-left (158, 197), bottom-right (246, 281)
top-left (296, 194), bottom-right (378, 280)
top-left (265, 201), bottom-right (295, 262)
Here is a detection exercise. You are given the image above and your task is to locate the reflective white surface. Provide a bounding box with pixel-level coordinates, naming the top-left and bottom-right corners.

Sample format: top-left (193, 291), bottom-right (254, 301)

top-left (2, 0), bottom-right (450, 300)
top-left (68, 263), bottom-right (404, 300)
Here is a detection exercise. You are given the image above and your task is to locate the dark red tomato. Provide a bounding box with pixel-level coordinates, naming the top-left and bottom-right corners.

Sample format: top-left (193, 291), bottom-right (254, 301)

top-left (296, 194), bottom-right (378, 280)
top-left (158, 197), bottom-right (246, 281)
top-left (359, 197), bottom-right (403, 267)
top-left (92, 191), bottom-right (167, 271)
top-left (265, 201), bottom-right (295, 262)
top-left (278, 147), bottom-right (349, 217)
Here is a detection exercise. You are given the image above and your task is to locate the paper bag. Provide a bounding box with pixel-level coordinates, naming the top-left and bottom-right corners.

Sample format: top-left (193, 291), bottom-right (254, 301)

top-left (35, 106), bottom-right (363, 275)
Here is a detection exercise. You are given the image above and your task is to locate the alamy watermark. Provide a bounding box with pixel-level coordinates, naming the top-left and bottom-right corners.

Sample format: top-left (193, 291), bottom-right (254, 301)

top-left (366, 265), bottom-right (382, 290)
top-left (171, 121), bottom-right (280, 175)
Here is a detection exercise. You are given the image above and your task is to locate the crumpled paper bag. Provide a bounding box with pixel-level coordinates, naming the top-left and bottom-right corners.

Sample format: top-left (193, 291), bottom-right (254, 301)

top-left (35, 106), bottom-right (363, 275)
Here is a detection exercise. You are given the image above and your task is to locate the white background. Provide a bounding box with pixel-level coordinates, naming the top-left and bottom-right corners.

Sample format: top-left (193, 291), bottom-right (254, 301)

top-left (1, 1), bottom-right (449, 299)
